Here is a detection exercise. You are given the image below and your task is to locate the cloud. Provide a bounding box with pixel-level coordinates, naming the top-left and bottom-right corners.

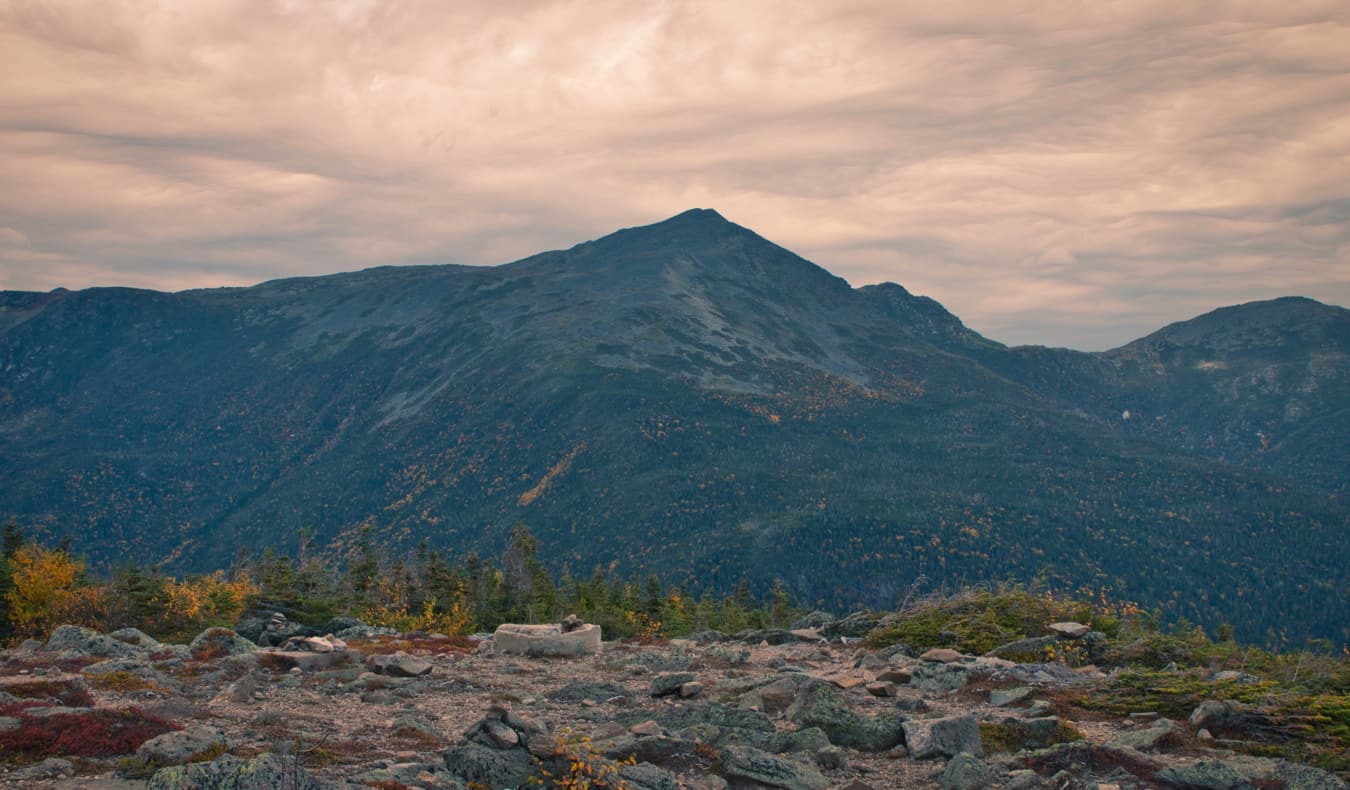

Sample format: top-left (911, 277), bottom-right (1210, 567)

top-left (1, 0), bottom-right (1347, 348)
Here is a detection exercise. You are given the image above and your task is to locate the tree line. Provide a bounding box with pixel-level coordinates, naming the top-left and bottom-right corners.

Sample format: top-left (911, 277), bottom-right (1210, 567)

top-left (0, 519), bottom-right (799, 644)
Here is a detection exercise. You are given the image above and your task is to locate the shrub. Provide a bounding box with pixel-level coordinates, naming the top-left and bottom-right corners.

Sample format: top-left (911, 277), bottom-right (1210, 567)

top-left (0, 706), bottom-right (178, 759)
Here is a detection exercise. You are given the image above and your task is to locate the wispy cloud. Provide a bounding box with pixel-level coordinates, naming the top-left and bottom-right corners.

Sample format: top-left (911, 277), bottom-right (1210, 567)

top-left (2, 0), bottom-right (1347, 348)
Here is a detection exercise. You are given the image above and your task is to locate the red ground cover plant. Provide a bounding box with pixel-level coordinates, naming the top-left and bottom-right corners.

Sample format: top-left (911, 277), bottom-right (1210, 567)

top-left (0, 707), bottom-right (180, 758)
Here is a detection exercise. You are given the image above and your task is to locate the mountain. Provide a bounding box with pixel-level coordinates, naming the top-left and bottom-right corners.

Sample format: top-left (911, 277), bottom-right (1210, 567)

top-left (1, 209), bottom-right (1346, 643)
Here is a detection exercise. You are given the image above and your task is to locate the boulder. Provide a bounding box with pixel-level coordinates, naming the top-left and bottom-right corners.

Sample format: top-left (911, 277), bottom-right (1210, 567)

top-left (1047, 622), bottom-right (1091, 639)
top-left (911, 660), bottom-right (974, 691)
top-left (902, 715), bottom-right (983, 759)
top-left (619, 761), bottom-right (683, 790)
top-left (366, 650), bottom-right (432, 677)
top-left (1155, 760), bottom-right (1255, 790)
top-left (786, 681), bottom-right (903, 752)
top-left (1113, 718), bottom-right (1183, 751)
top-left (493, 622), bottom-right (601, 657)
top-left (188, 628), bottom-right (258, 660)
top-left (136, 725), bottom-right (228, 767)
top-left (442, 739), bottom-right (538, 788)
top-left (941, 752), bottom-right (993, 790)
top-left (147, 753), bottom-right (326, 789)
top-left (108, 627), bottom-right (163, 650)
top-left (920, 648), bottom-right (968, 663)
top-left (45, 625), bottom-right (140, 659)
top-left (990, 686), bottom-right (1032, 707)
top-left (650, 672), bottom-right (697, 697)
top-left (718, 744), bottom-right (830, 790)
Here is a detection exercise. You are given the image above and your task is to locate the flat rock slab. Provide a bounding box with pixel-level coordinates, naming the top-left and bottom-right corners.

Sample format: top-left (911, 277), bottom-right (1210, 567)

top-left (1048, 622), bottom-right (1091, 639)
top-left (493, 623), bottom-right (601, 657)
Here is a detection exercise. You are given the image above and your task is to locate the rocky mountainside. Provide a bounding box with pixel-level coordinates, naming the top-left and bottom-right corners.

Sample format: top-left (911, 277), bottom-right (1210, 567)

top-left (0, 611), bottom-right (1346, 789)
top-left (1, 210), bottom-right (1347, 643)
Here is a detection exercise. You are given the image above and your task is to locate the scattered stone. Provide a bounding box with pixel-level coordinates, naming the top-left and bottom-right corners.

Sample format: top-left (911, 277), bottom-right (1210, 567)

top-left (136, 725), bottom-right (228, 767)
top-left (1155, 760), bottom-right (1255, 789)
top-left (718, 744), bottom-right (830, 790)
top-left (619, 761), bottom-right (683, 790)
top-left (902, 715), bottom-right (983, 760)
top-left (877, 668), bottom-right (912, 684)
top-left (551, 680), bottom-right (630, 702)
top-left (990, 686), bottom-right (1033, 707)
top-left (921, 648), bottom-right (967, 663)
top-left (865, 681), bottom-right (898, 697)
top-left (367, 650), bottom-right (432, 677)
top-left (680, 681), bottom-right (703, 698)
top-left (630, 720), bottom-right (665, 737)
top-left (790, 628), bottom-right (826, 642)
top-left (561, 613), bottom-right (584, 632)
top-left (443, 739), bottom-right (537, 787)
top-left (494, 622), bottom-right (602, 657)
top-left (391, 714), bottom-right (442, 742)
top-left (1047, 622), bottom-right (1091, 639)
top-left (941, 751), bottom-right (993, 790)
top-left (20, 757), bottom-right (73, 780)
top-left (147, 753), bottom-right (325, 789)
top-left (482, 719), bottom-right (520, 748)
top-left (650, 672), bottom-right (697, 697)
top-left (1113, 717), bottom-right (1183, 751)
top-left (1004, 769), bottom-right (1044, 790)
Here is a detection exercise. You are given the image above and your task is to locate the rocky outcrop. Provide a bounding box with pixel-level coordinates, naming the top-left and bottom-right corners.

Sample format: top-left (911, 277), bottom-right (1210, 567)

top-left (493, 620), bottom-right (602, 657)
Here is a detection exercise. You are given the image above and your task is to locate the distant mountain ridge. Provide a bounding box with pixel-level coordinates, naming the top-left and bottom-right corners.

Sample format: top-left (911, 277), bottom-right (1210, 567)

top-left (1, 209), bottom-right (1346, 643)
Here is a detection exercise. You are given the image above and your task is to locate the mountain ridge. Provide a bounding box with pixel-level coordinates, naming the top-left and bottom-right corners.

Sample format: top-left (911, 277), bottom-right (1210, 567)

top-left (1, 211), bottom-right (1346, 644)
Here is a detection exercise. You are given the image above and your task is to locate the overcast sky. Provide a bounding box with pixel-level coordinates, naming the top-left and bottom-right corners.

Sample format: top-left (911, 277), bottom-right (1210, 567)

top-left (2, 1), bottom-right (1348, 349)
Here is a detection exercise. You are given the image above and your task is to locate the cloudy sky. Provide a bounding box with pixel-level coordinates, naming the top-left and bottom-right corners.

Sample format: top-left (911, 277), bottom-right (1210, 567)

top-left (1, 1), bottom-right (1348, 349)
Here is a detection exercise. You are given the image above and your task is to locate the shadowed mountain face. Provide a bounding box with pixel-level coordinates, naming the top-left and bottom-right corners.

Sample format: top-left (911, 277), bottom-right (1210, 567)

top-left (2, 209), bottom-right (1347, 643)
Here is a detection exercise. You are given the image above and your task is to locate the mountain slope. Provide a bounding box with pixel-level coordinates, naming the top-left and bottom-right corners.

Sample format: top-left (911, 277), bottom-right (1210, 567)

top-left (1, 210), bottom-right (1346, 643)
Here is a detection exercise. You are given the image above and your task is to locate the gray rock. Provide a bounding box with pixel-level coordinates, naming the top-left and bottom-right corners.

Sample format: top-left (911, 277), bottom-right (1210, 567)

top-left (990, 686), bottom-right (1032, 707)
top-left (442, 741), bottom-right (537, 788)
top-left (791, 611), bottom-right (836, 630)
top-left (718, 744), bottom-right (830, 790)
top-left (1156, 760), bottom-right (1256, 789)
top-left (920, 648), bottom-right (968, 663)
top-left (1273, 760), bottom-right (1350, 790)
top-left (1004, 769), bottom-right (1045, 790)
top-left (940, 752), bottom-right (992, 790)
top-left (650, 672), bottom-right (697, 697)
top-left (188, 628), bottom-right (258, 659)
top-left (1113, 718), bottom-right (1182, 751)
top-left (911, 660), bottom-right (973, 691)
top-left (820, 612), bottom-right (879, 639)
top-left (137, 725), bottom-right (229, 767)
top-left (391, 714), bottom-right (443, 742)
top-left (1047, 622), bottom-right (1091, 638)
top-left (109, 627), bottom-right (163, 650)
top-left (45, 625), bottom-right (139, 659)
top-left (786, 681), bottom-right (903, 751)
top-left (147, 752), bottom-right (327, 789)
top-left (902, 715), bottom-right (983, 759)
top-left (21, 757), bottom-right (73, 779)
top-left (494, 622), bottom-right (601, 657)
top-left (367, 650), bottom-right (432, 677)
top-left (550, 680), bottom-right (631, 702)
top-left (619, 762), bottom-right (683, 790)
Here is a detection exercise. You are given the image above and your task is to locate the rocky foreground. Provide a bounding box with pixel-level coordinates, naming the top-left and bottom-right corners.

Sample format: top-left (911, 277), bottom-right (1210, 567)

top-left (0, 615), bottom-right (1344, 790)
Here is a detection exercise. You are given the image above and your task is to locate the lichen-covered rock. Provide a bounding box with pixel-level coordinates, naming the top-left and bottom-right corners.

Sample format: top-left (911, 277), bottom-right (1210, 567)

top-left (45, 625), bottom-right (140, 659)
top-left (718, 744), bottom-right (830, 790)
top-left (147, 752), bottom-right (327, 789)
top-left (903, 715), bottom-right (983, 759)
top-left (366, 650), bottom-right (431, 677)
top-left (1155, 760), bottom-right (1255, 789)
top-left (136, 724), bottom-right (228, 767)
top-left (650, 672), bottom-right (697, 697)
top-left (188, 628), bottom-right (258, 660)
top-left (785, 681), bottom-right (903, 752)
top-left (108, 627), bottom-right (163, 650)
top-left (941, 752), bottom-right (993, 790)
top-left (911, 660), bottom-right (974, 691)
top-left (442, 740), bottom-right (537, 788)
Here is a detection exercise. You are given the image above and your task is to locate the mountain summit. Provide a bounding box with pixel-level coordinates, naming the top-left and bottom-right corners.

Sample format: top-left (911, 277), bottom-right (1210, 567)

top-left (1, 211), bottom-right (1346, 643)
